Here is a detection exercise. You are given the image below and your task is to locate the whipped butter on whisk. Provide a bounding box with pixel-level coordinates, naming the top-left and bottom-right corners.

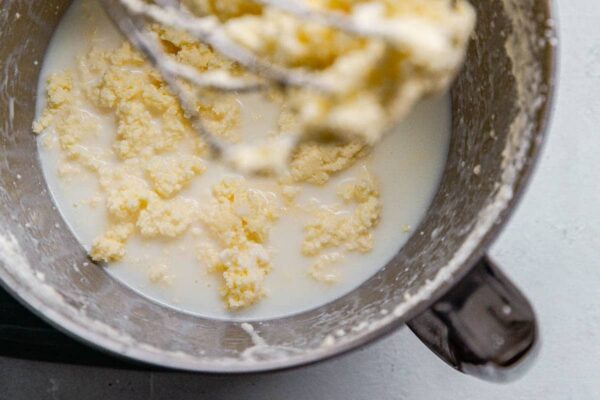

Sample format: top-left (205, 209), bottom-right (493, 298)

top-left (105, 0), bottom-right (475, 173)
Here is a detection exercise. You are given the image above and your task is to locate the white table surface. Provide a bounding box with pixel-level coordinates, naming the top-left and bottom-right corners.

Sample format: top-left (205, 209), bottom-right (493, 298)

top-left (1, 0), bottom-right (599, 398)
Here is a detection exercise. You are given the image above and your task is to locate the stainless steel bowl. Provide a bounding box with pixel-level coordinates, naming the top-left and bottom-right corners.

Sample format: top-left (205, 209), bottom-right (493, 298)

top-left (0, 0), bottom-right (556, 380)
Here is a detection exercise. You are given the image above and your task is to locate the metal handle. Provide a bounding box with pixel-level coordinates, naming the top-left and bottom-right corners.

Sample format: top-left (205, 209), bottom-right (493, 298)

top-left (407, 256), bottom-right (538, 382)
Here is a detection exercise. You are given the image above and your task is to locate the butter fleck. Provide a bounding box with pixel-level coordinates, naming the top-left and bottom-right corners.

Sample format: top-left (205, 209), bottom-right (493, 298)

top-left (309, 252), bottom-right (344, 284)
top-left (149, 264), bottom-right (174, 285)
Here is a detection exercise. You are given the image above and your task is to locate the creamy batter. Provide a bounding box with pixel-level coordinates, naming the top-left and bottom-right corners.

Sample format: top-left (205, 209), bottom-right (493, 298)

top-left (35, 0), bottom-right (452, 320)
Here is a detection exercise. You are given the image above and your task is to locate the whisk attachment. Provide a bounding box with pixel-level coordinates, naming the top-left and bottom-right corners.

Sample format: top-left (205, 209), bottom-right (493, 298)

top-left (100, 0), bottom-right (475, 174)
top-left (101, 0), bottom-right (339, 173)
top-left (112, 0), bottom-right (335, 91)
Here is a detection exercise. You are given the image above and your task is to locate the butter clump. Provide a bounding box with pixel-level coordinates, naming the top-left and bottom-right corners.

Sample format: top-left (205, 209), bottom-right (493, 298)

top-left (137, 197), bottom-right (199, 238)
top-left (145, 155), bottom-right (205, 198)
top-left (289, 140), bottom-right (368, 185)
top-left (33, 72), bottom-right (74, 134)
top-left (99, 168), bottom-right (155, 221)
top-left (199, 178), bottom-right (280, 310)
top-left (303, 169), bottom-right (381, 256)
top-left (90, 223), bottom-right (135, 262)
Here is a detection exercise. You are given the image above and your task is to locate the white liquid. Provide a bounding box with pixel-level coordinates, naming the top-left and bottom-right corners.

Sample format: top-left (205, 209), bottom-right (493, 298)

top-left (36, 0), bottom-right (451, 321)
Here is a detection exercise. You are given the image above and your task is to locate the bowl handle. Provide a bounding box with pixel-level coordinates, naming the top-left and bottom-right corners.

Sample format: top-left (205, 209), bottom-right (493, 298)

top-left (407, 256), bottom-right (538, 382)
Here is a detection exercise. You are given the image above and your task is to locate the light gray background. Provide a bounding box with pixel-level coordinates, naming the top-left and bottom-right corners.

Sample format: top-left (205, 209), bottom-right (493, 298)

top-left (1, 0), bottom-right (599, 398)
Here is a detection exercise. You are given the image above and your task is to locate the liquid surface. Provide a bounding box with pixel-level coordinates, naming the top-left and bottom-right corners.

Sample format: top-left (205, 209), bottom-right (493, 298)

top-left (36, 0), bottom-right (451, 320)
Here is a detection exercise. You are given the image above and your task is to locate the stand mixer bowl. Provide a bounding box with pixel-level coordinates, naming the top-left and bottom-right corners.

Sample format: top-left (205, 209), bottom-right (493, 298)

top-left (0, 0), bottom-right (555, 379)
